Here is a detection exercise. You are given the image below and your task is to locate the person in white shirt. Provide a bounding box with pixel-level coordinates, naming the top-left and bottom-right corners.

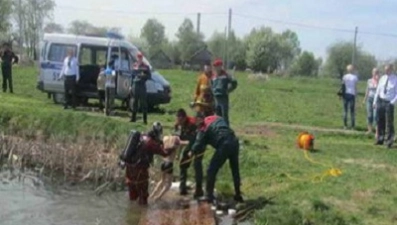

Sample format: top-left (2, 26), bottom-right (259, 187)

top-left (363, 68), bottom-right (380, 137)
top-left (373, 64), bottom-right (397, 148)
top-left (59, 49), bottom-right (79, 109)
top-left (342, 64), bottom-right (359, 129)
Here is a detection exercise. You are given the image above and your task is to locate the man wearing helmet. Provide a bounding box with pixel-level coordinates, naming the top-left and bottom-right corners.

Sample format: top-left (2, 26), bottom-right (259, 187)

top-left (189, 112), bottom-right (243, 204)
top-left (125, 122), bottom-right (170, 205)
top-left (130, 52), bottom-right (151, 124)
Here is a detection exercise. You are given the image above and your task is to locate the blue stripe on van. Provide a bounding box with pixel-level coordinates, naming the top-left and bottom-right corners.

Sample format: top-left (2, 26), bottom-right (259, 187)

top-left (40, 62), bottom-right (63, 70)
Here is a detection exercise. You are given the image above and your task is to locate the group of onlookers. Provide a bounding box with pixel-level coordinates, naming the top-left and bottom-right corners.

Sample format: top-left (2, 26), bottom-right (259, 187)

top-left (59, 49), bottom-right (152, 124)
top-left (341, 63), bottom-right (397, 148)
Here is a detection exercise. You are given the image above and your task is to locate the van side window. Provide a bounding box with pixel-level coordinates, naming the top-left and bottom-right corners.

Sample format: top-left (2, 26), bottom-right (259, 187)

top-left (80, 47), bottom-right (92, 65)
top-left (110, 48), bottom-right (131, 71)
top-left (48, 43), bottom-right (77, 62)
top-left (80, 45), bottom-right (108, 67)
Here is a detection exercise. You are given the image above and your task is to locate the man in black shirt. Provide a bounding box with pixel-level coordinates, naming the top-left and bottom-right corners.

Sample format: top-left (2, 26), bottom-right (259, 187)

top-left (130, 52), bottom-right (151, 124)
top-left (0, 43), bottom-right (18, 93)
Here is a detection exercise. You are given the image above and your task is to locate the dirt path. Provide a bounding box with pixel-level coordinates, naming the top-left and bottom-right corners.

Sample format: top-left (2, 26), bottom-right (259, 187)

top-left (240, 122), bottom-right (364, 136)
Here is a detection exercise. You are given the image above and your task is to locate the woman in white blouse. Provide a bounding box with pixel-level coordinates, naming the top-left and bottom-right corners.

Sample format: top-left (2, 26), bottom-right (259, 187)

top-left (363, 68), bottom-right (379, 137)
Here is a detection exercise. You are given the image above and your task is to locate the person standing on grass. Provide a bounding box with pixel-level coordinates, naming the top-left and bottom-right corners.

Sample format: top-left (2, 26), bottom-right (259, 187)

top-left (130, 52), bottom-right (151, 124)
top-left (193, 64), bottom-right (214, 117)
top-left (363, 68), bottom-right (380, 137)
top-left (189, 112), bottom-right (243, 204)
top-left (59, 49), bottom-right (79, 110)
top-left (373, 64), bottom-right (397, 148)
top-left (104, 65), bottom-right (117, 116)
top-left (174, 109), bottom-right (205, 198)
top-left (0, 43), bottom-right (18, 93)
top-left (211, 59), bottom-right (238, 126)
top-left (342, 64), bottom-right (359, 130)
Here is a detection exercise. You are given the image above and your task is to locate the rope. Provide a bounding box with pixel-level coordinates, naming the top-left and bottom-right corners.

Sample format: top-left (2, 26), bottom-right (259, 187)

top-left (281, 149), bottom-right (342, 183)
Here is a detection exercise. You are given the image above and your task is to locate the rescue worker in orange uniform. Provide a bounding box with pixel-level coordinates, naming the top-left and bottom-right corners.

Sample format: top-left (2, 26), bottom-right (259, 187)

top-left (192, 64), bottom-right (214, 117)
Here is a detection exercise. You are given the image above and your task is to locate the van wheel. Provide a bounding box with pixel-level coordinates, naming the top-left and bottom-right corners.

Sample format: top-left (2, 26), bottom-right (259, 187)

top-left (53, 93), bottom-right (65, 104)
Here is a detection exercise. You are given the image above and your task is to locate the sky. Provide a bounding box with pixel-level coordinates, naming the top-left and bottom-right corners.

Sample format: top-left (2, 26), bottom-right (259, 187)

top-left (52, 0), bottom-right (397, 61)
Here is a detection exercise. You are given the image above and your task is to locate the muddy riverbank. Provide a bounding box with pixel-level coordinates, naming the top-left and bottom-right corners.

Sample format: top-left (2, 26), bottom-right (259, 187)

top-left (1, 134), bottom-right (259, 225)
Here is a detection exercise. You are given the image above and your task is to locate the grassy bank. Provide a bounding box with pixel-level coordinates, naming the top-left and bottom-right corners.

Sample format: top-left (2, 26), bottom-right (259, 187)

top-left (1, 66), bottom-right (397, 225)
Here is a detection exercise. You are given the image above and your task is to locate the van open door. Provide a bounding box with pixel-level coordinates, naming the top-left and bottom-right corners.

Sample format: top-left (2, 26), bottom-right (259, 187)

top-left (105, 32), bottom-right (133, 100)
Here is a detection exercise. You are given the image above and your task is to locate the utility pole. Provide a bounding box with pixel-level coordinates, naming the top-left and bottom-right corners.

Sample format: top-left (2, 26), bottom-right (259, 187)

top-left (18, 0), bottom-right (23, 50)
top-left (197, 13), bottom-right (201, 34)
top-left (226, 8), bottom-right (232, 69)
top-left (352, 26), bottom-right (358, 66)
top-left (223, 26), bottom-right (227, 63)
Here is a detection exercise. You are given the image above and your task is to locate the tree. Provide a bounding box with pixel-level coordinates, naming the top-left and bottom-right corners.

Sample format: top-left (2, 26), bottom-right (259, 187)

top-left (13, 0), bottom-right (56, 59)
top-left (128, 34), bottom-right (149, 55)
top-left (289, 51), bottom-right (320, 76)
top-left (140, 18), bottom-right (166, 55)
top-left (0, 0), bottom-right (13, 40)
top-left (163, 41), bottom-right (180, 65)
top-left (228, 31), bottom-right (247, 70)
top-left (175, 18), bottom-right (205, 62)
top-left (207, 31), bottom-right (226, 60)
top-left (68, 20), bottom-right (94, 35)
top-left (279, 29), bottom-right (301, 69)
top-left (67, 20), bottom-right (120, 37)
top-left (207, 30), bottom-right (247, 69)
top-left (245, 27), bottom-right (281, 72)
top-left (324, 41), bottom-right (377, 79)
top-left (44, 22), bottom-right (64, 33)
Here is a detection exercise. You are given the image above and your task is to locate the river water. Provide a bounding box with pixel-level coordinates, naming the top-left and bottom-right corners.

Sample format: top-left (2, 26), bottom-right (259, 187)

top-left (1, 170), bottom-right (142, 225)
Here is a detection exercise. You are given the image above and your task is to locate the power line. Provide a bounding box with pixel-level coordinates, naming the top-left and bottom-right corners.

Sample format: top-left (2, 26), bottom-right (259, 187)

top-left (234, 13), bottom-right (397, 39)
top-left (56, 5), bottom-right (226, 16)
top-left (55, 5), bottom-right (397, 39)
top-left (234, 13), bottom-right (354, 33)
top-left (358, 31), bottom-right (397, 38)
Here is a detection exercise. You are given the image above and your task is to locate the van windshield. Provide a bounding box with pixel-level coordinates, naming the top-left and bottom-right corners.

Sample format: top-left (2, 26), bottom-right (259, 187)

top-left (128, 48), bottom-right (153, 70)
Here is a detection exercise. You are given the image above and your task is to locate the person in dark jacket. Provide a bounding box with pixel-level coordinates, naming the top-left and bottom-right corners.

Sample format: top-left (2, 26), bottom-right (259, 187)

top-left (0, 43), bottom-right (18, 93)
top-left (125, 122), bottom-right (170, 205)
top-left (211, 59), bottom-right (237, 125)
top-left (189, 113), bottom-right (243, 204)
top-left (130, 52), bottom-right (151, 124)
top-left (174, 108), bottom-right (204, 197)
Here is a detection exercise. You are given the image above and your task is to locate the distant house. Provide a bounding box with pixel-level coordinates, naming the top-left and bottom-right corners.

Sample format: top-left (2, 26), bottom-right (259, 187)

top-left (149, 50), bottom-right (173, 69)
top-left (185, 47), bottom-right (212, 71)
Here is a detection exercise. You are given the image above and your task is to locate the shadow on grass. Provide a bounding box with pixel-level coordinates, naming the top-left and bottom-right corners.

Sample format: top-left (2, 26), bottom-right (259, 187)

top-left (310, 149), bottom-right (321, 153)
top-left (216, 196), bottom-right (276, 225)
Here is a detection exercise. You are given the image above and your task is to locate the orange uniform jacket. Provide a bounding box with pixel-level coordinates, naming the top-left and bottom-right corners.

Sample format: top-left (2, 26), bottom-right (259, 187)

top-left (194, 73), bottom-right (213, 105)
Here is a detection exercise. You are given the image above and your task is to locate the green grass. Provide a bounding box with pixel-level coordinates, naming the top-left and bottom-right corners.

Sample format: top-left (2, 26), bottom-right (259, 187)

top-left (1, 66), bottom-right (397, 225)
